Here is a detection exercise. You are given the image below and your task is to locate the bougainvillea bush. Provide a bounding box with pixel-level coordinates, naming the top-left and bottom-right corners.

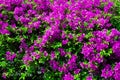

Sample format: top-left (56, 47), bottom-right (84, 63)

top-left (0, 0), bottom-right (120, 80)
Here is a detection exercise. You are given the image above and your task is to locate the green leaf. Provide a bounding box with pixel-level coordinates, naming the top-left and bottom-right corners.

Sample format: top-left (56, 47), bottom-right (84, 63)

top-left (0, 35), bottom-right (4, 45)
top-left (85, 32), bottom-right (93, 39)
top-left (19, 73), bottom-right (26, 80)
top-left (107, 30), bottom-right (111, 35)
top-left (84, 22), bottom-right (88, 27)
top-left (74, 74), bottom-right (80, 80)
top-left (65, 53), bottom-right (71, 58)
top-left (25, 66), bottom-right (34, 74)
top-left (23, 35), bottom-right (28, 39)
top-left (7, 37), bottom-right (14, 42)
top-left (44, 71), bottom-right (61, 80)
top-left (66, 47), bottom-right (72, 52)
top-left (0, 61), bottom-right (7, 68)
top-left (15, 36), bottom-right (21, 42)
top-left (2, 10), bottom-right (6, 15)
top-left (8, 68), bottom-right (14, 73)
top-left (20, 65), bottom-right (26, 69)
top-left (100, 50), bottom-right (106, 56)
top-left (33, 17), bottom-right (38, 21)
top-left (21, 27), bottom-right (28, 33)
top-left (55, 51), bottom-right (60, 57)
top-left (80, 71), bottom-right (88, 80)
top-left (107, 48), bottom-right (113, 56)
top-left (6, 26), bottom-right (13, 32)
top-left (51, 42), bottom-right (62, 49)
top-left (39, 56), bottom-right (46, 64)
top-left (100, 48), bottom-right (113, 57)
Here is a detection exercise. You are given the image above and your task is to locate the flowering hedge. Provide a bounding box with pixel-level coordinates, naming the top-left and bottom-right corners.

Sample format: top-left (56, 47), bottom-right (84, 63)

top-left (0, 0), bottom-right (120, 80)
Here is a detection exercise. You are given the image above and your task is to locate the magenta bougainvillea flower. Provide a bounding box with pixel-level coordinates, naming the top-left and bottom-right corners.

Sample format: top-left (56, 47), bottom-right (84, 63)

top-left (63, 73), bottom-right (74, 80)
top-left (5, 51), bottom-right (16, 61)
top-left (0, 0), bottom-right (120, 79)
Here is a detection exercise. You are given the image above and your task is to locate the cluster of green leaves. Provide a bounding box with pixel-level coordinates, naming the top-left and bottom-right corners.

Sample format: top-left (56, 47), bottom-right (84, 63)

top-left (43, 71), bottom-right (62, 80)
top-left (100, 48), bottom-right (113, 57)
top-left (0, 20), bottom-right (49, 79)
top-left (110, 0), bottom-right (120, 31)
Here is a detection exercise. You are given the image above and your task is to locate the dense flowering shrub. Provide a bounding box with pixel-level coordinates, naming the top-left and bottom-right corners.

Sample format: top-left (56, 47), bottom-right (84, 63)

top-left (0, 0), bottom-right (120, 80)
